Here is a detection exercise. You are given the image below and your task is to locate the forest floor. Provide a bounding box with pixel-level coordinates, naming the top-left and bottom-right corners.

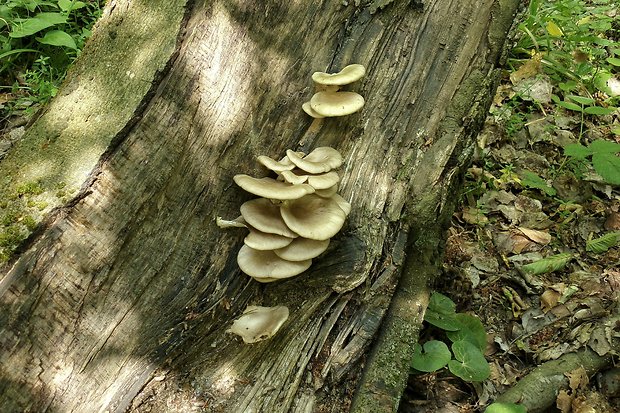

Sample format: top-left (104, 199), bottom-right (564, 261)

top-left (400, 1), bottom-right (620, 412)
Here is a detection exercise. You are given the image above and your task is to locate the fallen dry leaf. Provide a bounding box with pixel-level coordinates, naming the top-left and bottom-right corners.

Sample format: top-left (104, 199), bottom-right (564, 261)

top-left (604, 212), bottom-right (620, 230)
top-left (566, 366), bottom-right (589, 392)
top-left (518, 227), bottom-right (552, 245)
top-left (494, 230), bottom-right (544, 254)
top-left (556, 389), bottom-right (573, 413)
top-left (541, 288), bottom-right (561, 312)
top-left (510, 53), bottom-right (543, 84)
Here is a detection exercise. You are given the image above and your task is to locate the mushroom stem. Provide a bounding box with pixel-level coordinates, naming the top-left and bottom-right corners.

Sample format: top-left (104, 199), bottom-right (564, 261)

top-left (298, 117), bottom-right (324, 146)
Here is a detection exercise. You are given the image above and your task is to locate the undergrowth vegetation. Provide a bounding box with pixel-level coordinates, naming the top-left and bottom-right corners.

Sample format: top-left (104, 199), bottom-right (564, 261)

top-left (405, 0), bottom-right (619, 412)
top-left (0, 0), bottom-right (103, 125)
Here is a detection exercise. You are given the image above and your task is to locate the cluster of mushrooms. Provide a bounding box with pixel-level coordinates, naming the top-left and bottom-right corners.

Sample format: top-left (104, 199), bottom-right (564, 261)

top-left (224, 64), bottom-right (365, 344)
top-left (302, 63), bottom-right (366, 118)
top-left (230, 146), bottom-right (351, 282)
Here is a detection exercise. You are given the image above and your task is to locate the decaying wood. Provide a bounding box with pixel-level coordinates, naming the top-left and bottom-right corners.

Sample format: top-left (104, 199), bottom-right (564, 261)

top-left (0, 0), bottom-right (520, 411)
top-left (495, 312), bottom-right (620, 413)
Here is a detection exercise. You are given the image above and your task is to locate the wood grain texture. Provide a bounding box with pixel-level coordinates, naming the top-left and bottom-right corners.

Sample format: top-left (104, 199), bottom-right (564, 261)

top-left (0, 0), bottom-right (520, 411)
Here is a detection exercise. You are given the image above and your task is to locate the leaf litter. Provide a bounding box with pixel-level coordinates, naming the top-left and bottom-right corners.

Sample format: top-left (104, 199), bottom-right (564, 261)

top-left (400, 0), bottom-right (620, 410)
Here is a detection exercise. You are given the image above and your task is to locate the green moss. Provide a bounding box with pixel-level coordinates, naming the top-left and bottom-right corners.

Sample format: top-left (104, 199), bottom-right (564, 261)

top-left (1, 211), bottom-right (18, 226)
top-left (0, 225), bottom-right (25, 248)
top-left (14, 181), bottom-right (44, 196)
top-left (22, 216), bottom-right (37, 231)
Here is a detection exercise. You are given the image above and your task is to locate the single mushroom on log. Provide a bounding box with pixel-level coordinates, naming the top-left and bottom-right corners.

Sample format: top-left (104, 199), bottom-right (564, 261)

top-left (227, 305), bottom-right (290, 344)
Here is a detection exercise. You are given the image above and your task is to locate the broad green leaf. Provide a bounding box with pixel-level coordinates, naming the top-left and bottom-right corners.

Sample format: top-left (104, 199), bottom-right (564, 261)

top-left (36, 30), bottom-right (77, 49)
top-left (519, 170), bottom-right (556, 196)
top-left (556, 100), bottom-right (583, 112)
top-left (558, 80), bottom-right (577, 92)
top-left (448, 340), bottom-right (490, 382)
top-left (9, 13), bottom-right (66, 38)
top-left (584, 106), bottom-right (617, 116)
top-left (58, 0), bottom-right (87, 12)
top-left (607, 57), bottom-right (620, 67)
top-left (566, 95), bottom-right (595, 105)
top-left (521, 253), bottom-right (573, 275)
top-left (564, 143), bottom-right (592, 160)
top-left (593, 38), bottom-right (615, 47)
top-left (446, 313), bottom-right (487, 351)
top-left (593, 72), bottom-right (618, 96)
top-left (424, 292), bottom-right (460, 331)
top-left (411, 340), bottom-right (451, 372)
top-left (577, 16), bottom-right (591, 26)
top-left (612, 126), bottom-right (620, 136)
top-left (586, 232), bottom-right (620, 254)
top-left (546, 21), bottom-right (563, 37)
top-left (592, 153), bottom-right (620, 185)
top-left (589, 140), bottom-right (620, 154)
top-left (485, 402), bottom-right (528, 413)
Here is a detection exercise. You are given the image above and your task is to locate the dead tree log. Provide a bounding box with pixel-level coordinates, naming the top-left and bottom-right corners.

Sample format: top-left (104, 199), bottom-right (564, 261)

top-left (0, 0), bottom-right (520, 411)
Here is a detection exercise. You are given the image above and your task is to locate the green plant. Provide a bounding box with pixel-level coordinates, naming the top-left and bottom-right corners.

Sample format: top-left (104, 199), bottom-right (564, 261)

top-left (520, 252), bottom-right (573, 275)
top-left (564, 139), bottom-right (620, 185)
top-left (1, 0), bottom-right (102, 119)
top-left (411, 292), bottom-right (490, 382)
top-left (519, 169), bottom-right (557, 196)
top-left (586, 231), bottom-right (620, 253)
top-left (512, 0), bottom-right (619, 115)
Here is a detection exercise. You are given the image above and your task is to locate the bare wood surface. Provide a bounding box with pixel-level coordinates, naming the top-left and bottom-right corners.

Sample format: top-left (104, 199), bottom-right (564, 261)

top-left (0, 0), bottom-right (520, 412)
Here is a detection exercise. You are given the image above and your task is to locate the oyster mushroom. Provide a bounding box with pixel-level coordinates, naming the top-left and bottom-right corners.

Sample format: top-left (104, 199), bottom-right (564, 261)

top-left (227, 305), bottom-right (289, 344)
top-left (310, 91), bottom-right (364, 117)
top-left (237, 245), bottom-right (311, 280)
top-left (233, 175), bottom-right (314, 200)
top-left (286, 147), bottom-right (343, 174)
top-left (280, 194), bottom-right (348, 241)
top-left (311, 64), bottom-right (366, 86)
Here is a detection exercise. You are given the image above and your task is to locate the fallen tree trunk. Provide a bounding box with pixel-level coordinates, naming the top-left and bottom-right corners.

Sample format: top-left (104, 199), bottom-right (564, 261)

top-left (0, 0), bottom-right (520, 411)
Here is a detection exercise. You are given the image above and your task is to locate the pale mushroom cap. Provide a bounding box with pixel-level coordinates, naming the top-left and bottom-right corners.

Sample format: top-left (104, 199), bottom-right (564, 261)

top-left (310, 91), bottom-right (364, 117)
top-left (307, 171), bottom-right (340, 189)
top-left (332, 193), bottom-right (352, 216)
top-left (244, 226), bottom-right (294, 250)
top-left (237, 245), bottom-right (312, 278)
top-left (227, 305), bottom-right (289, 344)
top-left (280, 194), bottom-right (347, 240)
top-left (311, 64), bottom-right (366, 86)
top-left (240, 198), bottom-right (299, 238)
top-left (274, 237), bottom-right (330, 261)
top-left (302, 101), bottom-right (325, 119)
top-left (257, 155), bottom-right (296, 172)
top-left (286, 147), bottom-right (343, 174)
top-left (278, 170), bottom-right (338, 189)
top-left (279, 169), bottom-right (309, 185)
top-left (233, 175), bottom-right (315, 200)
top-left (315, 185), bottom-right (338, 198)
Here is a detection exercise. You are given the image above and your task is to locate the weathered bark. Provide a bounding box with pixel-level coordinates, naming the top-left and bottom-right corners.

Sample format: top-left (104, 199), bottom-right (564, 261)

top-left (0, 0), bottom-right (520, 412)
